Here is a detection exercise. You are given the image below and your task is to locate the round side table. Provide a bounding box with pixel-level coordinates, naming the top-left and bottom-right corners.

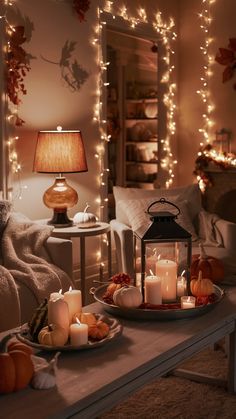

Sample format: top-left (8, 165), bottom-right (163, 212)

top-left (51, 222), bottom-right (111, 305)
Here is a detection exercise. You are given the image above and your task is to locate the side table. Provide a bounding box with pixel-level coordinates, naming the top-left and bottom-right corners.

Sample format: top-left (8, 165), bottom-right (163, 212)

top-left (51, 222), bottom-right (112, 305)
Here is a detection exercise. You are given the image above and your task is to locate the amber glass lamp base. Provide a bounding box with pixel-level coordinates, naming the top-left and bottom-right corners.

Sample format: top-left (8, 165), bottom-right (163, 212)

top-left (43, 177), bottom-right (78, 228)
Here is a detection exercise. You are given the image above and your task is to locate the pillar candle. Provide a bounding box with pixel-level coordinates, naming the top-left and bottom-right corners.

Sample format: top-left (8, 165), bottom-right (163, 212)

top-left (70, 322), bottom-right (88, 346)
top-left (156, 259), bottom-right (177, 302)
top-left (181, 296), bottom-right (196, 309)
top-left (144, 274), bottom-right (162, 305)
top-left (48, 297), bottom-right (70, 332)
top-left (64, 289), bottom-right (82, 324)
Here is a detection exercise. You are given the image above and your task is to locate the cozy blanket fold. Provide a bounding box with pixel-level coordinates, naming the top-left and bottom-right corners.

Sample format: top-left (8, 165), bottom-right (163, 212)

top-left (0, 265), bottom-right (21, 330)
top-left (0, 212), bottom-right (73, 330)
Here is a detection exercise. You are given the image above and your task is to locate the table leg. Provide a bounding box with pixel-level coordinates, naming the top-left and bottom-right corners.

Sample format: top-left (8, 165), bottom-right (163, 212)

top-left (107, 231), bottom-right (112, 278)
top-left (80, 236), bottom-right (86, 306)
top-left (228, 323), bottom-right (236, 393)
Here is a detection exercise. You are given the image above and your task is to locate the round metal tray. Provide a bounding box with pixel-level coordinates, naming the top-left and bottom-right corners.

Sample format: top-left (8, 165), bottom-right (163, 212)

top-left (16, 313), bottom-right (122, 351)
top-left (91, 284), bottom-right (224, 321)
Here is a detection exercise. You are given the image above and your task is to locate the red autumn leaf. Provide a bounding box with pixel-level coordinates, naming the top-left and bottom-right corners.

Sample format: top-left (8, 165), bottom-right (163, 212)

top-left (215, 48), bottom-right (234, 65)
top-left (222, 65), bottom-right (234, 83)
top-left (228, 38), bottom-right (236, 52)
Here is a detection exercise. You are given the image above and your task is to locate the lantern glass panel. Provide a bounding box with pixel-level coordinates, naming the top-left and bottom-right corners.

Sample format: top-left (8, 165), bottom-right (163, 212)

top-left (133, 199), bottom-right (192, 304)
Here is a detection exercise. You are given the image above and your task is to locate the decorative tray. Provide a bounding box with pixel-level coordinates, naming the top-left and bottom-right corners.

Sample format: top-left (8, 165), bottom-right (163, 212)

top-left (91, 284), bottom-right (224, 321)
top-left (16, 313), bottom-right (122, 351)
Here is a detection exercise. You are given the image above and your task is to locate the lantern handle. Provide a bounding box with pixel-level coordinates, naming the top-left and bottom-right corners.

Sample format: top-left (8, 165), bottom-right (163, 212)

top-left (146, 198), bottom-right (180, 216)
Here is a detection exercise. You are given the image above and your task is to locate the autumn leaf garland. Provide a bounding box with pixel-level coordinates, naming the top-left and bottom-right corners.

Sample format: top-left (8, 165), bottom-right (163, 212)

top-left (215, 38), bottom-right (236, 90)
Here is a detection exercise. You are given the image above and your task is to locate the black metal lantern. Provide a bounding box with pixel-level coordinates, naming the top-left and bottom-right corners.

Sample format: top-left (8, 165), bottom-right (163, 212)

top-left (134, 198), bottom-right (192, 304)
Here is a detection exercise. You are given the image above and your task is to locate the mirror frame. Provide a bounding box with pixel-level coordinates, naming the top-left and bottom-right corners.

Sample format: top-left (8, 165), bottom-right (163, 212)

top-left (94, 6), bottom-right (177, 220)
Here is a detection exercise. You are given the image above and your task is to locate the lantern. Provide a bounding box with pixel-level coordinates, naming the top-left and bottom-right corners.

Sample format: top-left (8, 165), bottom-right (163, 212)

top-left (134, 198), bottom-right (192, 304)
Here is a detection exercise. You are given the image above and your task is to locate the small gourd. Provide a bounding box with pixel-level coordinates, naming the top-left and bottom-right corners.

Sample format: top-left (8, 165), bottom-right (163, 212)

top-left (190, 270), bottom-right (214, 297)
top-left (191, 243), bottom-right (224, 284)
top-left (0, 334), bottom-right (34, 394)
top-left (31, 352), bottom-right (60, 390)
top-left (113, 285), bottom-right (143, 308)
top-left (72, 312), bottom-right (97, 327)
top-left (73, 203), bottom-right (97, 228)
top-left (38, 324), bottom-right (68, 347)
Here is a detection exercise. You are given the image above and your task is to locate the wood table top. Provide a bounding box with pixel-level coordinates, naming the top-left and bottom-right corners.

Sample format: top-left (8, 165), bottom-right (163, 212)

top-left (1, 286), bottom-right (236, 419)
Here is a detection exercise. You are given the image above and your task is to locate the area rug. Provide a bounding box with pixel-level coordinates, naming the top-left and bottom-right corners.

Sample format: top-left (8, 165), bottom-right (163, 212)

top-left (98, 345), bottom-right (236, 419)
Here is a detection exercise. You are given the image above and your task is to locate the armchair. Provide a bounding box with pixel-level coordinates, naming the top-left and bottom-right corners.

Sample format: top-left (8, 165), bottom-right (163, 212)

top-left (110, 184), bottom-right (236, 284)
top-left (0, 203), bottom-right (74, 331)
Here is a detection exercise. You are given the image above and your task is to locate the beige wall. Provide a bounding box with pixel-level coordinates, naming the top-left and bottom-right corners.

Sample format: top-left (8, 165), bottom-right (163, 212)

top-left (8, 0), bottom-right (236, 215)
top-left (178, 0), bottom-right (236, 185)
top-left (10, 0), bottom-right (178, 220)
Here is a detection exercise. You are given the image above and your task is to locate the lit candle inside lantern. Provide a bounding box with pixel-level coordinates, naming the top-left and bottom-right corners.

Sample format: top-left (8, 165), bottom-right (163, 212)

top-left (48, 291), bottom-right (70, 332)
top-left (177, 270), bottom-right (187, 297)
top-left (144, 270), bottom-right (162, 305)
top-left (181, 296), bottom-right (196, 309)
top-left (64, 287), bottom-right (82, 324)
top-left (156, 259), bottom-right (177, 302)
top-left (70, 318), bottom-right (88, 346)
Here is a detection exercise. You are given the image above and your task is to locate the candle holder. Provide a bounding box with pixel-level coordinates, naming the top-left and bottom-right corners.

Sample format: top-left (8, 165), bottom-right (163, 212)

top-left (133, 198), bottom-right (192, 302)
top-left (181, 296), bottom-right (196, 309)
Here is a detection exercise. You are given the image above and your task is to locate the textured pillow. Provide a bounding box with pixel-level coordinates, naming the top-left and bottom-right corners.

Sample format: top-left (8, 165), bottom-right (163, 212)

top-left (117, 197), bottom-right (198, 241)
top-left (198, 210), bottom-right (223, 247)
top-left (113, 184), bottom-right (202, 225)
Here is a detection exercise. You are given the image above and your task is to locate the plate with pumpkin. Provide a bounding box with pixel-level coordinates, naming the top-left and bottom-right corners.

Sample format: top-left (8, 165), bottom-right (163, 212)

top-left (16, 312), bottom-right (123, 351)
top-left (91, 272), bottom-right (224, 321)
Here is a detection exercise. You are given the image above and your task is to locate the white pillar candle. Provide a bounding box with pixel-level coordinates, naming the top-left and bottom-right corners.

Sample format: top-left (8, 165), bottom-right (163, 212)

top-left (64, 289), bottom-right (82, 324)
top-left (70, 322), bottom-right (88, 346)
top-left (144, 275), bottom-right (162, 305)
top-left (156, 259), bottom-right (177, 302)
top-left (48, 297), bottom-right (70, 332)
top-left (181, 296), bottom-right (196, 309)
top-left (177, 276), bottom-right (187, 298)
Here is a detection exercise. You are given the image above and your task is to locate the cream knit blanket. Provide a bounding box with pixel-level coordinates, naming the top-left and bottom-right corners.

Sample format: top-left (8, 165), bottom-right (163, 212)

top-left (1, 213), bottom-right (72, 330)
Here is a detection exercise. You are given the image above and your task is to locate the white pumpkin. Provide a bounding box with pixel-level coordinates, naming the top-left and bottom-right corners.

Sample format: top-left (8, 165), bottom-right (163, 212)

top-left (113, 286), bottom-right (143, 308)
top-left (73, 203), bottom-right (97, 228)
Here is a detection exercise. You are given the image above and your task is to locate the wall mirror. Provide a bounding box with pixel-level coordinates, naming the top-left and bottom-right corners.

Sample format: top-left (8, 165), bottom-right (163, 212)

top-left (100, 11), bottom-right (168, 220)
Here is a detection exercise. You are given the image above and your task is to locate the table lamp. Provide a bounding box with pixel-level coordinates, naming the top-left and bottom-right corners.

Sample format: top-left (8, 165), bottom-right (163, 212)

top-left (33, 127), bottom-right (88, 227)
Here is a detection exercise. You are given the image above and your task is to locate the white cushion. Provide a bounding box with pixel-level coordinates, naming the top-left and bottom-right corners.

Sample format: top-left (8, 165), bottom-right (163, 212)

top-left (117, 196), bottom-right (199, 241)
top-left (198, 210), bottom-right (223, 247)
top-left (113, 184), bottom-right (202, 226)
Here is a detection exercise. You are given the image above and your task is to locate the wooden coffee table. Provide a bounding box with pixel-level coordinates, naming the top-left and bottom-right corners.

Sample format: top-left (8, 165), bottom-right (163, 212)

top-left (1, 286), bottom-right (236, 419)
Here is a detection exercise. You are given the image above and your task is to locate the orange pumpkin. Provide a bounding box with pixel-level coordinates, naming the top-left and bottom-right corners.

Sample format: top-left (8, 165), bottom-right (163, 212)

top-left (191, 243), bottom-right (224, 284)
top-left (0, 334), bottom-right (34, 394)
top-left (190, 270), bottom-right (214, 297)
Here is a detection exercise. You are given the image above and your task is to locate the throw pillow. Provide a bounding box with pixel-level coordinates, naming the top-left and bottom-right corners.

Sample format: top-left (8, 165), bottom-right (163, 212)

top-left (198, 209), bottom-right (223, 247)
top-left (117, 197), bottom-right (198, 241)
top-left (113, 184), bottom-right (202, 225)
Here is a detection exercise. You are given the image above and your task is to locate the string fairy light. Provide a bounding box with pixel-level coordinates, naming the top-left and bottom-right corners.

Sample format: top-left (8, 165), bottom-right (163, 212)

top-left (92, 1), bottom-right (178, 220)
top-left (0, 0), bottom-right (27, 200)
top-left (196, 0), bottom-right (215, 147)
top-left (195, 0), bottom-right (236, 191)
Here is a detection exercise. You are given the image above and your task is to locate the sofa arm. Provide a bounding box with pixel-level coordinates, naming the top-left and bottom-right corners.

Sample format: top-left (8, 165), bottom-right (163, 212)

top-left (45, 236), bottom-right (73, 280)
top-left (110, 219), bottom-right (135, 278)
top-left (215, 218), bottom-right (236, 253)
